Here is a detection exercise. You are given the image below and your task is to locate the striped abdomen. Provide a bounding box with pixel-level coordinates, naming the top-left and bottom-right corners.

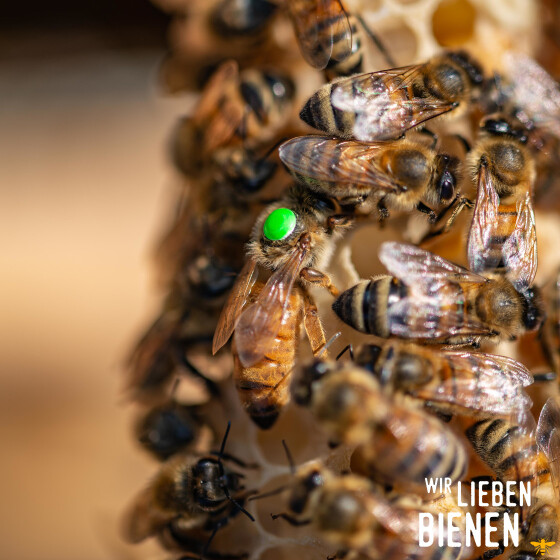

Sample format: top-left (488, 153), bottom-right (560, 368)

top-left (299, 73), bottom-right (414, 139)
top-left (332, 277), bottom-right (476, 343)
top-left (355, 405), bottom-right (467, 491)
top-left (324, 14), bottom-right (363, 79)
top-left (233, 285), bottom-right (302, 429)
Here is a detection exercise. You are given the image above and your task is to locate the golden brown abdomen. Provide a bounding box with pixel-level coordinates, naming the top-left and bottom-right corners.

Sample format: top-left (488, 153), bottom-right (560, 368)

top-left (233, 288), bottom-right (302, 429)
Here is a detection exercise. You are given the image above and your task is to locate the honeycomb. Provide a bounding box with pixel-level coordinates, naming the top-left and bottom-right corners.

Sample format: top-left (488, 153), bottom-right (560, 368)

top-left (122, 1), bottom-right (560, 559)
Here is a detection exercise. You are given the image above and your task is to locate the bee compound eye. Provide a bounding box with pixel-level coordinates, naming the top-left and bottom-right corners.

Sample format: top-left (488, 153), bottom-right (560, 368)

top-left (263, 208), bottom-right (297, 241)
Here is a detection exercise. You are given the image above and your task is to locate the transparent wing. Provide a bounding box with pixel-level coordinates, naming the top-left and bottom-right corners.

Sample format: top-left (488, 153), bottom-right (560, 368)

top-left (279, 136), bottom-right (401, 192)
top-left (379, 242), bottom-right (487, 284)
top-left (504, 52), bottom-right (560, 138)
top-left (234, 241), bottom-right (309, 367)
top-left (287, 0), bottom-right (351, 70)
top-left (414, 351), bottom-right (533, 417)
top-left (330, 66), bottom-right (456, 141)
top-left (537, 397), bottom-right (560, 502)
top-left (212, 259), bottom-right (257, 354)
top-left (467, 159), bottom-right (500, 274)
top-left (503, 192), bottom-right (537, 290)
top-left (386, 292), bottom-right (495, 340)
top-left (468, 161), bottom-right (537, 288)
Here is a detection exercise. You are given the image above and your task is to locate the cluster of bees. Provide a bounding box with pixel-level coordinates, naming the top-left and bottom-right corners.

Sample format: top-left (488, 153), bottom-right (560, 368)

top-left (122, 1), bottom-right (560, 559)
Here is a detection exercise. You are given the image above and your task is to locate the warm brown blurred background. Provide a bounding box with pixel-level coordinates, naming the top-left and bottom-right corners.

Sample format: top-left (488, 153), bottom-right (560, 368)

top-left (0, 2), bottom-right (183, 558)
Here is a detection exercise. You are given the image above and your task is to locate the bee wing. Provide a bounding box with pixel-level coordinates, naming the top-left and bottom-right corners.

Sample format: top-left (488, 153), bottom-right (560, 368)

top-left (287, 0), bottom-right (351, 70)
top-left (467, 159), bottom-right (500, 274)
top-left (379, 242), bottom-right (494, 339)
top-left (503, 192), bottom-right (537, 290)
top-left (415, 351), bottom-right (533, 417)
top-left (233, 242), bottom-right (308, 367)
top-left (379, 242), bottom-right (487, 284)
top-left (503, 52), bottom-right (560, 138)
top-left (330, 66), bottom-right (456, 142)
top-left (278, 136), bottom-right (401, 192)
top-left (212, 259), bottom-right (258, 354)
top-left (468, 163), bottom-right (537, 288)
top-left (537, 397), bottom-right (560, 502)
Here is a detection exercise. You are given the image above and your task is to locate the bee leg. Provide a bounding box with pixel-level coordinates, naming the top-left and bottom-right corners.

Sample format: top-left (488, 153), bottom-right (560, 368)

top-left (301, 290), bottom-right (328, 356)
top-left (419, 127), bottom-right (439, 149)
top-left (377, 198), bottom-right (390, 223)
top-left (532, 371), bottom-right (557, 383)
top-left (454, 134), bottom-right (471, 154)
top-left (419, 196), bottom-right (473, 243)
top-left (326, 214), bottom-right (355, 231)
top-left (173, 345), bottom-right (220, 397)
top-left (300, 268), bottom-right (339, 297)
top-left (355, 14), bottom-right (396, 67)
top-left (335, 344), bottom-right (354, 361)
top-left (416, 201), bottom-right (437, 223)
top-left (479, 540), bottom-right (505, 559)
top-left (270, 513), bottom-right (311, 526)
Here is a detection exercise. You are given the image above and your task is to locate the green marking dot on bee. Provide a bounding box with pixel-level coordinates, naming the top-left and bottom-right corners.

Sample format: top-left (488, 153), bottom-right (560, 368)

top-left (263, 208), bottom-right (296, 241)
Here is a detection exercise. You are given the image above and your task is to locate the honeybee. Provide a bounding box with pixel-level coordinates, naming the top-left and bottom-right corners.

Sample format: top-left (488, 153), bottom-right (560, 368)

top-left (465, 398), bottom-right (560, 559)
top-left (127, 255), bottom-right (238, 401)
top-left (467, 115), bottom-right (537, 281)
top-left (299, 50), bottom-right (483, 142)
top-left (172, 60), bottom-right (295, 176)
top-left (293, 360), bottom-right (467, 491)
top-left (213, 183), bottom-right (352, 428)
top-left (135, 401), bottom-right (208, 461)
top-left (124, 423), bottom-right (255, 549)
top-left (332, 242), bottom-right (544, 346)
top-left (279, 135), bottom-right (459, 219)
top-left (212, 0), bottom-right (278, 37)
top-left (286, 0), bottom-right (393, 80)
top-left (353, 341), bottom-right (533, 419)
top-left (272, 462), bottom-right (462, 560)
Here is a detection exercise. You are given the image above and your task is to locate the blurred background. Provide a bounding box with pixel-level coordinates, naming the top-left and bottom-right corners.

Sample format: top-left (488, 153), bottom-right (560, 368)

top-left (1, 1), bottom-right (182, 558)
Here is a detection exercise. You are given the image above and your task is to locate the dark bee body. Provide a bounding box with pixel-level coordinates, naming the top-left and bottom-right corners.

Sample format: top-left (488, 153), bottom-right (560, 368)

top-left (232, 281), bottom-right (304, 429)
top-left (124, 452), bottom-right (252, 545)
top-left (332, 242), bottom-right (544, 346)
top-left (172, 61), bottom-right (295, 177)
top-left (211, 0), bottom-right (278, 37)
top-left (279, 136), bottom-right (458, 215)
top-left (136, 402), bottom-right (202, 461)
top-left (300, 50), bottom-right (483, 142)
top-left (294, 361), bottom-right (467, 491)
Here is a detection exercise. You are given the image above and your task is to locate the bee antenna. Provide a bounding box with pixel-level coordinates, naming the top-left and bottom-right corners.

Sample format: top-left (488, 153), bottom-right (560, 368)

top-left (281, 440), bottom-right (296, 475)
top-left (336, 344), bottom-right (354, 361)
top-left (318, 332), bottom-right (342, 358)
top-left (217, 421), bottom-right (232, 474)
top-left (248, 485), bottom-right (287, 501)
top-left (222, 486), bottom-right (256, 522)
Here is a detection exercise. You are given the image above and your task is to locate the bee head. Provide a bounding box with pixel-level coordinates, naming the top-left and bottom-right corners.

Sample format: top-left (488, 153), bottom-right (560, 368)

top-left (481, 115), bottom-right (528, 143)
top-left (354, 344), bottom-right (382, 372)
top-left (446, 50), bottom-right (484, 86)
top-left (192, 457), bottom-right (242, 509)
top-left (434, 154), bottom-right (460, 203)
top-left (186, 256), bottom-right (237, 299)
top-left (289, 468), bottom-right (324, 514)
top-left (293, 359), bottom-right (333, 406)
top-left (137, 404), bottom-right (197, 460)
top-left (520, 286), bottom-right (546, 332)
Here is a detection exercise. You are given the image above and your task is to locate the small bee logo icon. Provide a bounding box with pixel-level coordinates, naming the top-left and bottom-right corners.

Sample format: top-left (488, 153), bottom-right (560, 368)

top-left (531, 540), bottom-right (556, 555)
